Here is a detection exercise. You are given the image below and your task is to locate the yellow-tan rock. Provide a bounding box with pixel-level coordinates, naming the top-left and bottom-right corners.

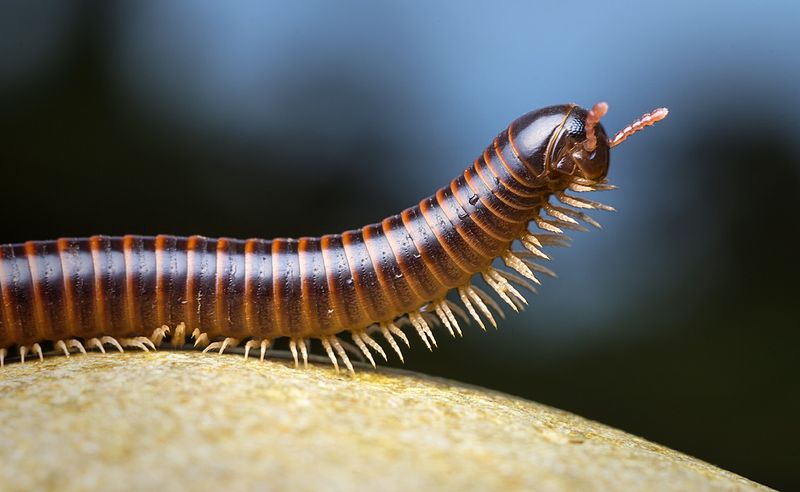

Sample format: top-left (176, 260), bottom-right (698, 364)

top-left (0, 352), bottom-right (768, 491)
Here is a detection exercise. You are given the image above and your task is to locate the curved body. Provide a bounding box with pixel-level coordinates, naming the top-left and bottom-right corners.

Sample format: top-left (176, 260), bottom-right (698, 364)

top-left (0, 107), bottom-right (544, 344)
top-left (0, 102), bottom-right (666, 370)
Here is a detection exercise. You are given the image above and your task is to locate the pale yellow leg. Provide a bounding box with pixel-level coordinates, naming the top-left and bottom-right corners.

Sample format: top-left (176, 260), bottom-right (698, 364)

top-left (379, 324), bottom-right (404, 363)
top-left (100, 336), bottom-right (124, 352)
top-left (150, 325), bottom-right (170, 347)
top-left (86, 338), bottom-right (106, 353)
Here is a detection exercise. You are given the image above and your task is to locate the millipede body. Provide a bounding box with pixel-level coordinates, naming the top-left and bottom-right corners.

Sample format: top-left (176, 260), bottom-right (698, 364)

top-left (0, 103), bottom-right (667, 372)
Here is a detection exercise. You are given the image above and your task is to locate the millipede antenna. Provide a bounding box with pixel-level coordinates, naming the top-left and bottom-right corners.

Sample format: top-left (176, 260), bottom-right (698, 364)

top-left (609, 107), bottom-right (669, 148)
top-left (583, 102), bottom-right (608, 152)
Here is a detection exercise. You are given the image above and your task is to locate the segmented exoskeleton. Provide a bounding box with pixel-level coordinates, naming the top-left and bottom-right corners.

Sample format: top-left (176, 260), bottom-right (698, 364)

top-left (0, 103), bottom-right (667, 372)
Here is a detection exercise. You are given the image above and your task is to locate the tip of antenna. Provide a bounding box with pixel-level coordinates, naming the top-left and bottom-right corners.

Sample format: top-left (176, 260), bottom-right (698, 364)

top-left (609, 107), bottom-right (669, 148)
top-left (583, 101), bottom-right (609, 152)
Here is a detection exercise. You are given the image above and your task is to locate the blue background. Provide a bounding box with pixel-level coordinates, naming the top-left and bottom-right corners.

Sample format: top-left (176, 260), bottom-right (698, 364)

top-left (2, 1), bottom-right (798, 488)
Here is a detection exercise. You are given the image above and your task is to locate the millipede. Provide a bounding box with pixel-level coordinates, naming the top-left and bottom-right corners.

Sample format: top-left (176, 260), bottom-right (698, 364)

top-left (0, 102), bottom-right (667, 373)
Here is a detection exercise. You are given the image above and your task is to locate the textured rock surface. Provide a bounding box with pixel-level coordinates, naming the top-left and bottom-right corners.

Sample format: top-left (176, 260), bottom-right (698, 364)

top-left (0, 352), bottom-right (768, 492)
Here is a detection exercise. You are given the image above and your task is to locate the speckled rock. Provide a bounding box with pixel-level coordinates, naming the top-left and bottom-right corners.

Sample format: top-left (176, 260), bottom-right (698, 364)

top-left (0, 352), bottom-right (768, 491)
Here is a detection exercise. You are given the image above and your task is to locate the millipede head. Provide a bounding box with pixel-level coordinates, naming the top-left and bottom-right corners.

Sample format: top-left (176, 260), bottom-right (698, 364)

top-left (547, 102), bottom-right (669, 181)
top-left (547, 102), bottom-right (612, 182)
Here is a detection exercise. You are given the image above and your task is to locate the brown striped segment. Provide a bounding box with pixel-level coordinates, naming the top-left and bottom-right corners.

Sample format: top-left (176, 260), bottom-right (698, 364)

top-left (155, 235), bottom-right (189, 327)
top-left (494, 133), bottom-right (544, 189)
top-left (298, 237), bottom-right (335, 335)
top-left (469, 162), bottom-right (529, 218)
top-left (419, 195), bottom-right (480, 276)
top-left (435, 187), bottom-right (500, 261)
top-left (381, 215), bottom-right (440, 301)
top-left (401, 206), bottom-right (464, 288)
top-left (481, 148), bottom-right (538, 199)
top-left (89, 236), bottom-right (125, 335)
top-left (215, 238), bottom-right (247, 337)
top-left (25, 240), bottom-right (68, 341)
top-left (154, 235), bottom-right (170, 326)
top-left (185, 236), bottom-right (218, 336)
top-left (272, 239), bottom-right (303, 336)
top-left (58, 238), bottom-right (98, 337)
top-left (244, 238), bottom-right (274, 337)
top-left (475, 154), bottom-right (535, 210)
top-left (0, 244), bottom-right (35, 345)
top-left (462, 170), bottom-right (522, 240)
top-left (122, 235), bottom-right (141, 335)
top-left (446, 178), bottom-right (508, 249)
top-left (342, 229), bottom-right (393, 324)
top-left (506, 121), bottom-right (539, 173)
top-left (450, 175), bottom-right (512, 242)
top-left (321, 234), bottom-right (364, 331)
top-left (126, 236), bottom-right (158, 333)
top-left (56, 239), bottom-right (80, 336)
top-left (361, 223), bottom-right (417, 313)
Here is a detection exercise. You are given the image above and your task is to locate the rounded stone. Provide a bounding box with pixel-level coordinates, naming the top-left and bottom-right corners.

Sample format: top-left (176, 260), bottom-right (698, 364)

top-left (0, 352), bottom-right (768, 491)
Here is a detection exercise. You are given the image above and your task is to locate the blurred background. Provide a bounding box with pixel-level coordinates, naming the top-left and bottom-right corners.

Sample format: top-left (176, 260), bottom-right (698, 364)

top-left (1, 1), bottom-right (798, 488)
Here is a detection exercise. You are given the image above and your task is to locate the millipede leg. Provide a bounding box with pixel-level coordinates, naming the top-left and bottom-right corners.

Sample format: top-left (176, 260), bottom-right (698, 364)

top-left (121, 337), bottom-right (156, 352)
top-left (458, 287), bottom-right (485, 331)
top-left (55, 340), bottom-right (70, 357)
top-left (516, 255), bottom-right (558, 278)
top-left (378, 324), bottom-right (404, 363)
top-left (484, 269), bottom-right (528, 310)
top-left (31, 343), bottom-right (43, 361)
top-left (55, 339), bottom-right (84, 356)
top-left (299, 339), bottom-right (309, 368)
top-left (544, 203), bottom-right (580, 225)
top-left (520, 235), bottom-right (550, 260)
top-left (408, 312), bottom-right (435, 350)
top-left (471, 285), bottom-right (505, 322)
top-left (548, 204), bottom-right (602, 229)
top-left (19, 345), bottom-right (27, 364)
top-left (482, 271), bottom-right (519, 312)
top-left (464, 285), bottom-right (498, 329)
top-left (503, 252), bottom-right (539, 284)
top-left (351, 332), bottom-right (376, 368)
top-left (100, 336), bottom-right (124, 352)
top-left (555, 192), bottom-right (616, 212)
top-left (86, 338), bottom-right (106, 353)
top-left (320, 337), bottom-right (340, 372)
top-left (67, 339), bottom-right (87, 355)
top-left (387, 322), bottom-right (409, 347)
top-left (329, 336), bottom-right (354, 375)
top-left (150, 325), bottom-right (170, 347)
top-left (337, 339), bottom-right (366, 363)
top-left (444, 300), bottom-right (469, 325)
top-left (286, 338), bottom-right (309, 368)
top-left (260, 339), bottom-right (270, 362)
top-left (438, 300), bottom-right (462, 337)
top-left (433, 303), bottom-right (455, 337)
top-left (202, 337), bottom-right (239, 355)
top-left (289, 338), bottom-right (299, 367)
top-left (494, 269), bottom-right (537, 294)
top-left (172, 322), bottom-right (187, 348)
top-left (244, 339), bottom-right (260, 360)
top-left (192, 331), bottom-right (210, 349)
top-left (534, 216), bottom-right (564, 234)
top-left (359, 331), bottom-right (386, 361)
top-left (0, 348), bottom-right (6, 367)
